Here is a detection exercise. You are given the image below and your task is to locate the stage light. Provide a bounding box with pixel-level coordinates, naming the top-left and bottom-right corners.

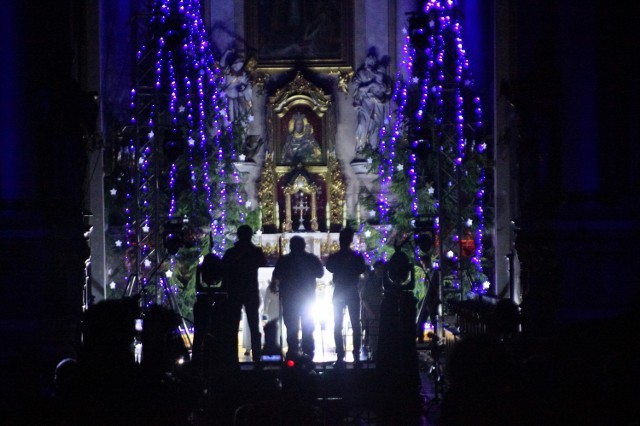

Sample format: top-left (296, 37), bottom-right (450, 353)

top-left (162, 219), bottom-right (185, 255)
top-left (408, 13), bottom-right (430, 49)
top-left (163, 129), bottom-right (184, 163)
top-left (200, 252), bottom-right (224, 285)
top-left (286, 359), bottom-right (295, 368)
top-left (414, 140), bottom-right (432, 162)
top-left (415, 232), bottom-right (434, 253)
top-left (162, 15), bottom-right (185, 51)
top-left (414, 217), bottom-right (435, 253)
top-left (408, 123), bottom-right (433, 162)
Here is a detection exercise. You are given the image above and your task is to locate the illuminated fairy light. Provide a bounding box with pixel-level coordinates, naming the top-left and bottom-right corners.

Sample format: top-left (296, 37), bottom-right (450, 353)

top-left (194, 3), bottom-right (230, 245)
top-left (214, 144), bottom-right (228, 252)
top-left (402, 0), bottom-right (487, 290)
top-left (225, 108), bottom-right (246, 224)
top-left (124, 88), bottom-right (137, 258)
top-left (122, 0), bottom-right (244, 288)
top-left (424, 0), bottom-right (455, 12)
top-left (377, 31), bottom-right (413, 224)
top-left (472, 166), bottom-right (486, 288)
top-left (167, 54), bottom-right (179, 219)
top-left (216, 61), bottom-right (246, 226)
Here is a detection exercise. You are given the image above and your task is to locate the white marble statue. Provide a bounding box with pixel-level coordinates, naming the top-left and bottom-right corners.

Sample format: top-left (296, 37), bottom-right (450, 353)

top-left (352, 48), bottom-right (392, 155)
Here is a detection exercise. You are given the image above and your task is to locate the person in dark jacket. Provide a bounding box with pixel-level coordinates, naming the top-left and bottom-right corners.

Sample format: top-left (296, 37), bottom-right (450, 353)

top-left (270, 236), bottom-right (324, 362)
top-left (360, 260), bottom-right (385, 360)
top-left (326, 228), bottom-right (367, 367)
top-left (222, 224), bottom-right (267, 364)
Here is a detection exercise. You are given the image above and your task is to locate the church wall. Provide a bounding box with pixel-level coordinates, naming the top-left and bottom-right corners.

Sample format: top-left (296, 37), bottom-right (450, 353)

top-left (203, 1), bottom-right (426, 222)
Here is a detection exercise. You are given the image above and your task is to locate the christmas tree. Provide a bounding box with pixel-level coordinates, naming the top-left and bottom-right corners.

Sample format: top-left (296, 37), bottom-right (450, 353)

top-left (105, 0), bottom-right (254, 320)
top-left (358, 0), bottom-right (490, 304)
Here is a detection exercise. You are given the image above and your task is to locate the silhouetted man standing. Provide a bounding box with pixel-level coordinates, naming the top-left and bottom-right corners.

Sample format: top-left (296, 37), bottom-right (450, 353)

top-left (271, 236), bottom-right (324, 363)
top-left (222, 225), bottom-right (267, 364)
top-left (326, 228), bottom-right (367, 367)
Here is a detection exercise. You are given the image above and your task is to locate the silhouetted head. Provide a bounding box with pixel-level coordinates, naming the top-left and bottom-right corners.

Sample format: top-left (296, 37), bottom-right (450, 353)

top-left (237, 224), bottom-right (253, 242)
top-left (339, 227), bottom-right (355, 248)
top-left (289, 235), bottom-right (306, 253)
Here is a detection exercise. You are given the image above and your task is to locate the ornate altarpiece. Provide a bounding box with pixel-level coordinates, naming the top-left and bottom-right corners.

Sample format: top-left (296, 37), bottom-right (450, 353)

top-left (258, 72), bottom-right (346, 240)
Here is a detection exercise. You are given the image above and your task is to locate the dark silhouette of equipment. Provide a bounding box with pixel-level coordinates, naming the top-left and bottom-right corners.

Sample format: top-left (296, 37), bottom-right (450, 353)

top-left (121, 220), bottom-right (193, 357)
top-left (192, 250), bottom-right (237, 380)
top-left (376, 245), bottom-right (423, 420)
top-left (162, 218), bottom-right (185, 255)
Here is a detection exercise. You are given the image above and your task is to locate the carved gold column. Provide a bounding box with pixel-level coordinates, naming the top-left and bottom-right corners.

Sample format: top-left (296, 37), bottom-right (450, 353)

top-left (283, 187), bottom-right (294, 232)
top-left (327, 153), bottom-right (346, 230)
top-left (309, 188), bottom-right (318, 231)
top-left (258, 153), bottom-right (278, 231)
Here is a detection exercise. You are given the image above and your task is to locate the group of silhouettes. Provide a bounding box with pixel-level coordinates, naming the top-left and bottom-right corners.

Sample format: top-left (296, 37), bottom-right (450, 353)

top-left (41, 226), bottom-right (405, 424)
top-left (193, 225), bottom-right (385, 371)
top-left (41, 225), bottom-right (637, 426)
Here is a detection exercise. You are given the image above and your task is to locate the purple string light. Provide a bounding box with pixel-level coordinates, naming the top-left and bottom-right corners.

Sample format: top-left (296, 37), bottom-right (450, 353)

top-left (124, 0), bottom-right (244, 270)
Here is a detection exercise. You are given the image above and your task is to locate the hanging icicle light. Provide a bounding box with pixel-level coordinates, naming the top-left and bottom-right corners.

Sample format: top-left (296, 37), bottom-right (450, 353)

top-left (386, 0), bottom-right (488, 291)
top-left (123, 0), bottom-right (247, 280)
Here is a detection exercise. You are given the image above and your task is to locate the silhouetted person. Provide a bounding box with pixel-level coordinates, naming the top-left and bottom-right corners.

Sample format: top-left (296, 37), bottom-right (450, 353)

top-left (271, 236), bottom-right (324, 363)
top-left (326, 228), bottom-right (367, 367)
top-left (54, 357), bottom-right (78, 396)
top-left (222, 224), bottom-right (267, 364)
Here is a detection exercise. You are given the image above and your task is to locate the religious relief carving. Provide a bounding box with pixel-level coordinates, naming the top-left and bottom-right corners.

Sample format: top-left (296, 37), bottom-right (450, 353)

top-left (268, 72), bottom-right (334, 166)
top-left (256, 71), bottom-right (348, 234)
top-left (320, 233), bottom-right (340, 257)
top-left (244, 54), bottom-right (270, 95)
top-left (328, 69), bottom-right (355, 95)
top-left (271, 72), bottom-right (332, 109)
top-left (327, 153), bottom-right (346, 231)
top-left (258, 153), bottom-right (278, 233)
top-left (219, 48), bottom-right (253, 123)
top-left (259, 241), bottom-right (279, 257)
top-left (352, 47), bottom-right (393, 157)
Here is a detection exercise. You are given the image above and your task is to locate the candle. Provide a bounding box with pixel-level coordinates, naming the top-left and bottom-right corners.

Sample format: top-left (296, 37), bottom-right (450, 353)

top-left (326, 201), bottom-right (330, 229)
